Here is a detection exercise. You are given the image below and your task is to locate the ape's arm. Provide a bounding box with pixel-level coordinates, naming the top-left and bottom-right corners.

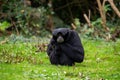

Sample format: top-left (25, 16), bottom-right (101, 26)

top-left (60, 31), bottom-right (84, 62)
top-left (49, 51), bottom-right (60, 65)
top-left (61, 44), bottom-right (84, 62)
top-left (47, 39), bottom-right (60, 65)
top-left (47, 38), bottom-right (55, 56)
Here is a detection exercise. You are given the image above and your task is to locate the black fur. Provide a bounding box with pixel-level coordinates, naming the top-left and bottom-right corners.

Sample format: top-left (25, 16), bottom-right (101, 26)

top-left (47, 28), bottom-right (84, 66)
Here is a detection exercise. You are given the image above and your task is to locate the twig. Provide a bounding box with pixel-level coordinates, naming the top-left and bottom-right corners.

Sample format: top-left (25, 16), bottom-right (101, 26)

top-left (88, 9), bottom-right (91, 20)
top-left (0, 38), bottom-right (8, 44)
top-left (96, 0), bottom-right (109, 31)
top-left (108, 0), bottom-right (120, 18)
top-left (83, 14), bottom-right (93, 28)
top-left (12, 21), bottom-right (19, 35)
top-left (71, 23), bottom-right (76, 30)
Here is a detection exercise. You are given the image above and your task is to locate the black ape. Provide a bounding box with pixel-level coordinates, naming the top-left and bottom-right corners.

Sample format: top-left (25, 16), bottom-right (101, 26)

top-left (47, 28), bottom-right (84, 66)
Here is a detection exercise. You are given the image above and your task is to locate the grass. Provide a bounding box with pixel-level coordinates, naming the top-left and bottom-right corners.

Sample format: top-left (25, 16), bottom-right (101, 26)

top-left (0, 36), bottom-right (120, 80)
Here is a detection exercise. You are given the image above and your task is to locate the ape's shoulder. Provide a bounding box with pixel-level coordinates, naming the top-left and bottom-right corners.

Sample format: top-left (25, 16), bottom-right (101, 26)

top-left (69, 30), bottom-right (79, 38)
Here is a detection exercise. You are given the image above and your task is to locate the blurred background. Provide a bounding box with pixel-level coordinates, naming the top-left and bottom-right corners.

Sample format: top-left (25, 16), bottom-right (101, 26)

top-left (0, 1), bottom-right (120, 79)
top-left (0, 0), bottom-right (120, 40)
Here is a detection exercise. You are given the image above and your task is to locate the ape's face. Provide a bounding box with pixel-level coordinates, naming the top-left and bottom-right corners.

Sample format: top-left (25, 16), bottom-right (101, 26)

top-left (52, 28), bottom-right (70, 43)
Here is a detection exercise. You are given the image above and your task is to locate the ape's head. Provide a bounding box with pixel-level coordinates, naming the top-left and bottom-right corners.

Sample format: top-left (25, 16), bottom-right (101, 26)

top-left (52, 28), bottom-right (70, 43)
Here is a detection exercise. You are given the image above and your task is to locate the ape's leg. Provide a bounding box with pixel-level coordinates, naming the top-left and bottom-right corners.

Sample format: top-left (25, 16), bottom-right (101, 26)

top-left (49, 51), bottom-right (60, 65)
top-left (59, 54), bottom-right (74, 66)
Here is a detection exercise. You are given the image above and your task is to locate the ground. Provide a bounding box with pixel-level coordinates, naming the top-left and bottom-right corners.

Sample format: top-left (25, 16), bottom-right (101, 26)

top-left (0, 36), bottom-right (120, 80)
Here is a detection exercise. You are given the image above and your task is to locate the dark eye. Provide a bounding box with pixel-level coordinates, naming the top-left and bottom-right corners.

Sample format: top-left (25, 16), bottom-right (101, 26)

top-left (57, 32), bottom-right (63, 37)
top-left (53, 35), bottom-right (57, 40)
top-left (62, 32), bottom-right (69, 40)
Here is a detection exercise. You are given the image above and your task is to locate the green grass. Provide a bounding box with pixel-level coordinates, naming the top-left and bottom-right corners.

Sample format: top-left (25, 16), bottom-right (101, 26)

top-left (0, 37), bottom-right (120, 80)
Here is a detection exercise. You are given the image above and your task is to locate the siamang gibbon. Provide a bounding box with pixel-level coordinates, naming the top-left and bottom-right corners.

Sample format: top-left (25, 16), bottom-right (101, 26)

top-left (47, 28), bottom-right (84, 66)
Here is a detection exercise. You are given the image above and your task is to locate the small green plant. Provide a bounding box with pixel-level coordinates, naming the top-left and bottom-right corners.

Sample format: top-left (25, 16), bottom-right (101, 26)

top-left (0, 21), bottom-right (10, 31)
top-left (104, 4), bottom-right (111, 12)
top-left (74, 18), bottom-right (81, 27)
